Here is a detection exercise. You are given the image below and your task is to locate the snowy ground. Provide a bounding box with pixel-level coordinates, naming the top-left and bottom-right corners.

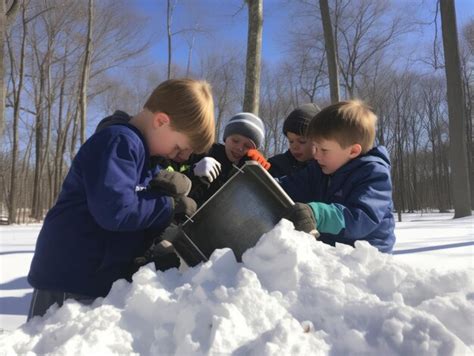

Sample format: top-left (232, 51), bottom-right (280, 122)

top-left (0, 213), bottom-right (473, 355)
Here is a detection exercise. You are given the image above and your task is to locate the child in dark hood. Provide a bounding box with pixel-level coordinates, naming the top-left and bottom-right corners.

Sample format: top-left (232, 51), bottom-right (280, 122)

top-left (269, 103), bottom-right (320, 177)
top-left (186, 112), bottom-right (270, 206)
top-left (280, 100), bottom-right (395, 253)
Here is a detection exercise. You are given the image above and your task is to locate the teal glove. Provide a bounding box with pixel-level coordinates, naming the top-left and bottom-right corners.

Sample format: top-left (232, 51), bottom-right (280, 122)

top-left (308, 202), bottom-right (345, 235)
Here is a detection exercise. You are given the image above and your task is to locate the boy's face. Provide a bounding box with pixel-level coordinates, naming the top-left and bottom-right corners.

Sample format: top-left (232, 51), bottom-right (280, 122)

top-left (224, 134), bottom-right (256, 163)
top-left (147, 113), bottom-right (193, 162)
top-left (313, 138), bottom-right (361, 175)
top-left (287, 132), bottom-right (314, 162)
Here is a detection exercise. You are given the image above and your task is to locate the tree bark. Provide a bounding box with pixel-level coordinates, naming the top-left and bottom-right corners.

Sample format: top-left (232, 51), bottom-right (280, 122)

top-left (166, 0), bottom-right (174, 79)
top-left (79, 0), bottom-right (94, 144)
top-left (0, 0), bottom-right (20, 137)
top-left (0, 0), bottom-right (20, 136)
top-left (319, 0), bottom-right (340, 103)
top-left (243, 0), bottom-right (263, 115)
top-left (0, 0), bottom-right (5, 138)
top-left (7, 2), bottom-right (27, 224)
top-left (440, 0), bottom-right (472, 217)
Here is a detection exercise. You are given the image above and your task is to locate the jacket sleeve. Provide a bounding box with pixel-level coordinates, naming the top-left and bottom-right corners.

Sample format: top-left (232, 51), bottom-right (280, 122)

top-left (80, 133), bottom-right (173, 232)
top-left (277, 161), bottom-right (319, 203)
top-left (267, 156), bottom-right (283, 177)
top-left (310, 163), bottom-right (393, 240)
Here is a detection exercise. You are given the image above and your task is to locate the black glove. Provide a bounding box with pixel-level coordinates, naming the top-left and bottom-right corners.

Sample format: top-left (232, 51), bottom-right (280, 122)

top-left (149, 170), bottom-right (192, 197)
top-left (172, 195), bottom-right (197, 223)
top-left (134, 239), bottom-right (180, 271)
top-left (282, 203), bottom-right (317, 234)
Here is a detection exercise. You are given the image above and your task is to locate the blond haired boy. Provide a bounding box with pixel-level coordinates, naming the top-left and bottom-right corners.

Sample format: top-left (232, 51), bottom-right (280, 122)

top-left (280, 100), bottom-right (395, 253)
top-left (28, 79), bottom-right (215, 319)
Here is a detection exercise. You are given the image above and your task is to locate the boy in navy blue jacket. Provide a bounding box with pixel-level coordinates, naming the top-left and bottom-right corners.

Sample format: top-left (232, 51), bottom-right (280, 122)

top-left (268, 103), bottom-right (320, 177)
top-left (281, 100), bottom-right (395, 253)
top-left (27, 79), bottom-right (215, 320)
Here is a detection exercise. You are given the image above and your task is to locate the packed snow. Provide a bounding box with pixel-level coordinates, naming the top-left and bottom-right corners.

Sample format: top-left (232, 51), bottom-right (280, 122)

top-left (0, 213), bottom-right (473, 355)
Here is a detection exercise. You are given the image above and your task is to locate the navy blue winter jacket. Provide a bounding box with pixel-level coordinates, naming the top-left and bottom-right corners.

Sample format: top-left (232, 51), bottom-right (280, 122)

top-left (28, 123), bottom-right (173, 297)
top-left (279, 146), bottom-right (395, 252)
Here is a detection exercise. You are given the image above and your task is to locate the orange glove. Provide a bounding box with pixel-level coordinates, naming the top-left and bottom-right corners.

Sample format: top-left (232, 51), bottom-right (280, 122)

top-left (246, 149), bottom-right (271, 171)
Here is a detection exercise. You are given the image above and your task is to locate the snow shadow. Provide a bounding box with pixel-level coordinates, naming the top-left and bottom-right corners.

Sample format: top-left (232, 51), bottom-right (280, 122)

top-left (0, 250), bottom-right (34, 256)
top-left (0, 277), bottom-right (30, 290)
top-left (0, 293), bottom-right (32, 315)
top-left (393, 241), bottom-right (474, 255)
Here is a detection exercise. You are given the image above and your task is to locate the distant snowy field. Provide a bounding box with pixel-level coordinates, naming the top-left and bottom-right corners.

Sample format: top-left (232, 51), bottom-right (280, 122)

top-left (0, 213), bottom-right (473, 355)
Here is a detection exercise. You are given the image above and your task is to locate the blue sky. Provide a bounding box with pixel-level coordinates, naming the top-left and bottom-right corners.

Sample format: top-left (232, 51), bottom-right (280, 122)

top-left (130, 0), bottom-right (474, 72)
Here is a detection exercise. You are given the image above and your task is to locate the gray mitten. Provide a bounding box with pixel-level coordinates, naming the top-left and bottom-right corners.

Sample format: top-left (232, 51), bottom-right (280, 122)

top-left (172, 195), bottom-right (197, 222)
top-left (282, 203), bottom-right (318, 234)
top-left (149, 170), bottom-right (192, 197)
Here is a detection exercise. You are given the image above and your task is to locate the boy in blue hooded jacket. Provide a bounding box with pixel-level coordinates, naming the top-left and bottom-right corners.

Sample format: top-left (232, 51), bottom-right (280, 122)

top-left (27, 79), bottom-right (215, 320)
top-left (281, 100), bottom-right (395, 253)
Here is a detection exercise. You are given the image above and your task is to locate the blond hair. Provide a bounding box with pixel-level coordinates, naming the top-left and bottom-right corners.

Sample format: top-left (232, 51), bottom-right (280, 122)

top-left (144, 78), bottom-right (215, 154)
top-left (308, 100), bottom-right (377, 153)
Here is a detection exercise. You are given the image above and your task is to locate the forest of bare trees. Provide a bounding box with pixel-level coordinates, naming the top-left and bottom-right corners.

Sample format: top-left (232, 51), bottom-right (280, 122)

top-left (1, 0), bottom-right (473, 224)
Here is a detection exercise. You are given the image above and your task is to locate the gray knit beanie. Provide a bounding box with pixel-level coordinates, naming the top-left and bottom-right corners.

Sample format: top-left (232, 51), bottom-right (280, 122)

top-left (283, 103), bottom-right (321, 136)
top-left (223, 112), bottom-right (265, 148)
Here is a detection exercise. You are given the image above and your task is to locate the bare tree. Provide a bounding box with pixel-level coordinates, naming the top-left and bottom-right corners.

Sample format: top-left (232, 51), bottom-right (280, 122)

top-left (79, 0), bottom-right (94, 144)
top-left (6, 1), bottom-right (27, 224)
top-left (166, 0), bottom-right (177, 79)
top-left (259, 63), bottom-right (294, 156)
top-left (461, 19), bottom-right (474, 208)
top-left (334, 0), bottom-right (410, 98)
top-left (242, 0), bottom-right (263, 114)
top-left (319, 0), bottom-right (340, 102)
top-left (440, 0), bottom-right (472, 217)
top-left (199, 52), bottom-right (242, 139)
top-left (1, 0), bottom-right (151, 222)
top-left (0, 0), bottom-right (20, 137)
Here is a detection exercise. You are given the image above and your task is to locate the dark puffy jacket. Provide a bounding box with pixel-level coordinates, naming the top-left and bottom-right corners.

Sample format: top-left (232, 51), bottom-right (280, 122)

top-left (278, 146), bottom-right (395, 253)
top-left (28, 121), bottom-right (173, 297)
top-left (268, 150), bottom-right (309, 178)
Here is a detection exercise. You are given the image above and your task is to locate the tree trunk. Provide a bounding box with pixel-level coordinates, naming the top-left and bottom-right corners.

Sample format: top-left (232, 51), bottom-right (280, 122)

top-left (0, 0), bottom-right (19, 137)
top-left (243, 0), bottom-right (263, 115)
top-left (186, 32), bottom-right (195, 77)
top-left (440, 0), bottom-right (472, 217)
top-left (79, 0), bottom-right (94, 144)
top-left (7, 3), bottom-right (27, 224)
top-left (319, 0), bottom-right (340, 103)
top-left (0, 0), bottom-right (5, 138)
top-left (167, 0), bottom-right (174, 80)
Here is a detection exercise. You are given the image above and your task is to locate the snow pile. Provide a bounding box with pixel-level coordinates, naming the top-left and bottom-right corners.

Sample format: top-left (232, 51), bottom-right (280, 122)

top-left (1, 220), bottom-right (473, 355)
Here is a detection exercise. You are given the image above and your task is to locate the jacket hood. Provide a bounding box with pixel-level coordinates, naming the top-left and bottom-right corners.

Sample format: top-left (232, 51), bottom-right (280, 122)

top-left (95, 110), bottom-right (131, 133)
top-left (336, 145), bottom-right (391, 175)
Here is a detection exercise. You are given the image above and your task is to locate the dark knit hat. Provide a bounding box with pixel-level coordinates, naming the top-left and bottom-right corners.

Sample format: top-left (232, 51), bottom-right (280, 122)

top-left (283, 103), bottom-right (320, 136)
top-left (223, 112), bottom-right (265, 148)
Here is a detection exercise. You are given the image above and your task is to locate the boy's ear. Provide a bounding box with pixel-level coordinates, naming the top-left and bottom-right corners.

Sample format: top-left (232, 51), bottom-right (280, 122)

top-left (349, 144), bottom-right (362, 158)
top-left (153, 112), bottom-right (170, 128)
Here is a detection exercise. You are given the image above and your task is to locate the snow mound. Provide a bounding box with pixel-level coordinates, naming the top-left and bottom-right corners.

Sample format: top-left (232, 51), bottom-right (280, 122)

top-left (1, 220), bottom-right (473, 355)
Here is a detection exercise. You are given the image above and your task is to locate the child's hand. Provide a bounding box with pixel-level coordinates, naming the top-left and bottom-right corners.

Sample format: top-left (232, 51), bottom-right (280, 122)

top-left (172, 195), bottom-right (197, 222)
top-left (282, 203), bottom-right (318, 235)
top-left (193, 157), bottom-right (222, 183)
top-left (246, 149), bottom-right (271, 170)
top-left (149, 170), bottom-right (192, 197)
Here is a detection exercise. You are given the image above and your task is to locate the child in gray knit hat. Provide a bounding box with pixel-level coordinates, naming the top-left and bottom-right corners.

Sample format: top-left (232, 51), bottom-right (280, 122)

top-left (185, 112), bottom-right (270, 206)
top-left (269, 103), bottom-right (320, 177)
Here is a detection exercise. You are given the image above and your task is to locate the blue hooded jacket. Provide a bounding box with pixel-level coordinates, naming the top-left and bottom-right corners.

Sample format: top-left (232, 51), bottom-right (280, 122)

top-left (279, 146), bottom-right (395, 252)
top-left (28, 122), bottom-right (173, 297)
